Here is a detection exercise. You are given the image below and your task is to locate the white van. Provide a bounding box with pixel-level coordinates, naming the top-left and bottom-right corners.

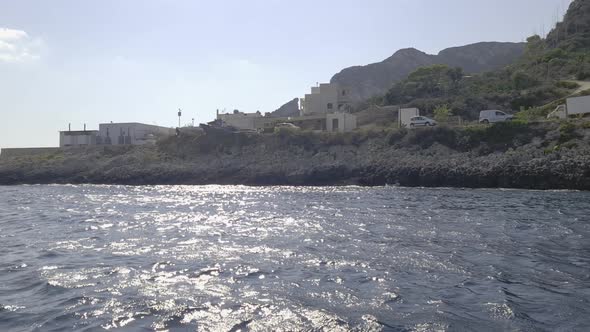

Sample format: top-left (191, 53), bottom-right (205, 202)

top-left (479, 110), bottom-right (513, 124)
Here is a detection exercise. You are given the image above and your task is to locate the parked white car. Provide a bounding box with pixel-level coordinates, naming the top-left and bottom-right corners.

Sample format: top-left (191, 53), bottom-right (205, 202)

top-left (274, 123), bottom-right (300, 132)
top-left (409, 116), bottom-right (437, 127)
top-left (479, 110), bottom-right (513, 124)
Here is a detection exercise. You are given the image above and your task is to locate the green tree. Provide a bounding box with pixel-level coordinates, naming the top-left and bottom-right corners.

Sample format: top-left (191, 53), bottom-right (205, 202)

top-left (511, 70), bottom-right (540, 90)
top-left (433, 104), bottom-right (453, 123)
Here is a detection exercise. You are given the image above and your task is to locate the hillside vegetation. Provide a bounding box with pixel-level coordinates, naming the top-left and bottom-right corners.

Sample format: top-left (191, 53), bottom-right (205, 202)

top-left (366, 0), bottom-right (590, 121)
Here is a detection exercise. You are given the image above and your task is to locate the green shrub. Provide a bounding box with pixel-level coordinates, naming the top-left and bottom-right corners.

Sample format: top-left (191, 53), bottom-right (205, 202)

top-left (386, 128), bottom-right (408, 145)
top-left (319, 131), bottom-right (355, 146)
top-left (274, 127), bottom-right (299, 135)
top-left (274, 129), bottom-right (316, 150)
top-left (515, 107), bottom-right (547, 121)
top-left (512, 70), bottom-right (540, 90)
top-left (555, 81), bottom-right (580, 89)
top-left (433, 104), bottom-right (453, 123)
top-left (457, 121), bottom-right (533, 150)
top-left (558, 121), bottom-right (578, 143)
top-left (541, 48), bottom-right (567, 63)
top-left (562, 142), bottom-right (578, 149)
top-left (405, 126), bottom-right (458, 149)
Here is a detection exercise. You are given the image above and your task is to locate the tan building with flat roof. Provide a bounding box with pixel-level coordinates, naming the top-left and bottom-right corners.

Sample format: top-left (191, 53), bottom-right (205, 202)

top-left (300, 83), bottom-right (352, 116)
top-left (217, 110), bottom-right (263, 130)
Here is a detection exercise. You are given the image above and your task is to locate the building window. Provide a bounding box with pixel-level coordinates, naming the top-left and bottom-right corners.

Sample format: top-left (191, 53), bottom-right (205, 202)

top-left (327, 103), bottom-right (333, 110)
top-left (342, 90), bottom-right (346, 96)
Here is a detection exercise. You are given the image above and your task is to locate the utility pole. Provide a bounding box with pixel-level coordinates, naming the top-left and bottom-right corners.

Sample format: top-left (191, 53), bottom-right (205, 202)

top-left (177, 108), bottom-right (182, 128)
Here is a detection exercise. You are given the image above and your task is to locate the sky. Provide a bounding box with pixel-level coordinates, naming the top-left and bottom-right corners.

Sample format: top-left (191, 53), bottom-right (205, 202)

top-left (0, 0), bottom-right (573, 148)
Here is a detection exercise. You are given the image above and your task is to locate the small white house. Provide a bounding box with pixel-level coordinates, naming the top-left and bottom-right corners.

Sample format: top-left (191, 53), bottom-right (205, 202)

top-left (97, 123), bottom-right (175, 145)
top-left (59, 130), bottom-right (99, 147)
top-left (326, 113), bottom-right (358, 132)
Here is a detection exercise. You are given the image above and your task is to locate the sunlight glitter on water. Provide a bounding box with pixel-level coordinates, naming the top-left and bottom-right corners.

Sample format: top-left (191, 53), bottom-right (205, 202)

top-left (1, 185), bottom-right (590, 331)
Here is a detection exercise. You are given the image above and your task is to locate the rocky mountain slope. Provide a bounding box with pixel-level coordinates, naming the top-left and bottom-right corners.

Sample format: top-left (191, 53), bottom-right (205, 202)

top-left (378, 0), bottom-right (590, 120)
top-left (546, 0), bottom-right (590, 50)
top-left (330, 42), bottom-right (525, 102)
top-left (271, 98), bottom-right (300, 117)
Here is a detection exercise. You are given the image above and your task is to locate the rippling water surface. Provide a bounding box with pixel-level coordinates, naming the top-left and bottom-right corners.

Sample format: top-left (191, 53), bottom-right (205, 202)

top-left (0, 185), bottom-right (589, 331)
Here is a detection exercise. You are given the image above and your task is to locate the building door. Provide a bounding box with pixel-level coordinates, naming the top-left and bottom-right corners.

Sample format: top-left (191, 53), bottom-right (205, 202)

top-left (332, 118), bottom-right (339, 131)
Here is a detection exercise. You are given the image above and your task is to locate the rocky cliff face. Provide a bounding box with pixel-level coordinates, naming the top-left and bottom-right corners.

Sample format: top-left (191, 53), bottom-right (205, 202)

top-left (330, 42), bottom-right (525, 103)
top-left (546, 0), bottom-right (590, 49)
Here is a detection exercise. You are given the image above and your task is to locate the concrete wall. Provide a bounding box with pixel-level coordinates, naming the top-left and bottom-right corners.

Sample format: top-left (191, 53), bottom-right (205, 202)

top-left (302, 93), bottom-right (323, 116)
top-left (217, 112), bottom-right (263, 130)
top-left (326, 113), bottom-right (358, 132)
top-left (356, 105), bottom-right (399, 126)
top-left (98, 123), bottom-right (175, 145)
top-left (60, 131), bottom-right (99, 147)
top-left (0, 147), bottom-right (61, 159)
top-left (399, 108), bottom-right (420, 127)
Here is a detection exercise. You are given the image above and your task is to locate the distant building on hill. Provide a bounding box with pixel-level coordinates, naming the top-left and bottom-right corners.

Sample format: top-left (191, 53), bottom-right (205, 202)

top-left (59, 126), bottom-right (99, 147)
top-left (211, 83), bottom-right (358, 133)
top-left (59, 122), bottom-right (174, 147)
top-left (96, 123), bottom-right (175, 145)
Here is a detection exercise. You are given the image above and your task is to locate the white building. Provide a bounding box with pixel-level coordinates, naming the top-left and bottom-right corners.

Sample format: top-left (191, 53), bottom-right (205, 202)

top-left (398, 108), bottom-right (420, 128)
top-left (96, 123), bottom-right (175, 145)
top-left (300, 83), bottom-right (352, 116)
top-left (547, 95), bottom-right (590, 119)
top-left (326, 113), bottom-right (358, 132)
top-left (216, 110), bottom-right (263, 130)
top-left (59, 129), bottom-right (99, 147)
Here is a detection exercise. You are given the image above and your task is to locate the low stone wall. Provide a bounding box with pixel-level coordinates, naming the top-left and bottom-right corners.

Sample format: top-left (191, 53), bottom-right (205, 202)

top-left (0, 147), bottom-right (61, 159)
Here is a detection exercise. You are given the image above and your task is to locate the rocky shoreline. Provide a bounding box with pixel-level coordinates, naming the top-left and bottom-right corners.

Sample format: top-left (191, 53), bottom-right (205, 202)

top-left (1, 121), bottom-right (590, 190)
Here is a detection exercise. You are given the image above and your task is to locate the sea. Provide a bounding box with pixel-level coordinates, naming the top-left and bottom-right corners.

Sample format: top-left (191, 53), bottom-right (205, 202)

top-left (0, 185), bottom-right (588, 331)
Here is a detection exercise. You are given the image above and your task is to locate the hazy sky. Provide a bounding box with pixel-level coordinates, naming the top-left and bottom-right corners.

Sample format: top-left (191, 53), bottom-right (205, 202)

top-left (0, 0), bottom-right (572, 148)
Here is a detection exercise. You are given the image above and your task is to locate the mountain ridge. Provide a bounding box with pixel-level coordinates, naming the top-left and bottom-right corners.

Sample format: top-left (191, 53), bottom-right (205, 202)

top-left (330, 41), bottom-right (526, 103)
